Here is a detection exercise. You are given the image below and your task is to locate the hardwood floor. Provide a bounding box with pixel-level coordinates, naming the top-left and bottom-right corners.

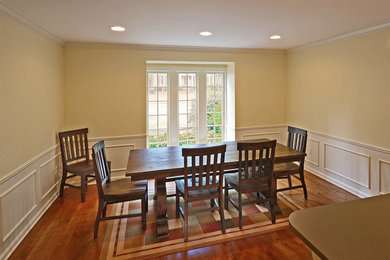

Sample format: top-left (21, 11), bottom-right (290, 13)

top-left (9, 171), bottom-right (358, 260)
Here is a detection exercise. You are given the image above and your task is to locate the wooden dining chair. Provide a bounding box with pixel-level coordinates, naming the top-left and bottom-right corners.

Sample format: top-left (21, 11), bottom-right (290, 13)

top-left (224, 140), bottom-right (277, 228)
top-left (175, 144), bottom-right (226, 242)
top-left (274, 126), bottom-right (308, 199)
top-left (92, 140), bottom-right (148, 238)
top-left (59, 128), bottom-right (96, 202)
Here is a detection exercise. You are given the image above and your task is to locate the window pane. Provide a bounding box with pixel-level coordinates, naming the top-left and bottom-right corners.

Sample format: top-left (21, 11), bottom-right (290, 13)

top-left (215, 101), bottom-right (222, 112)
top-left (188, 101), bottom-right (196, 114)
top-left (207, 126), bottom-right (215, 139)
top-left (148, 88), bottom-right (157, 101)
top-left (207, 74), bottom-right (214, 86)
top-left (215, 113), bottom-right (222, 125)
top-left (188, 73), bottom-right (196, 86)
top-left (179, 115), bottom-right (187, 128)
top-left (188, 114), bottom-right (196, 127)
top-left (179, 74), bottom-right (187, 87)
top-left (179, 87), bottom-right (187, 100)
top-left (148, 102), bottom-right (157, 115)
top-left (158, 87), bottom-right (167, 101)
top-left (207, 113), bottom-right (214, 125)
top-left (215, 86), bottom-right (223, 100)
top-left (179, 101), bottom-right (187, 114)
top-left (215, 126), bottom-right (222, 137)
top-left (215, 73), bottom-right (224, 87)
top-left (188, 87), bottom-right (196, 100)
top-left (149, 116), bottom-right (157, 129)
top-left (206, 72), bottom-right (225, 144)
top-left (179, 128), bottom-right (187, 141)
top-left (148, 73), bottom-right (157, 87)
top-left (159, 102), bottom-right (167, 115)
top-left (158, 73), bottom-right (167, 87)
top-left (159, 116), bottom-right (167, 129)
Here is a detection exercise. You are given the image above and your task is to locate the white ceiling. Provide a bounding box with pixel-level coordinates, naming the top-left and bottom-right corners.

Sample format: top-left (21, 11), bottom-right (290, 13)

top-left (2, 0), bottom-right (390, 49)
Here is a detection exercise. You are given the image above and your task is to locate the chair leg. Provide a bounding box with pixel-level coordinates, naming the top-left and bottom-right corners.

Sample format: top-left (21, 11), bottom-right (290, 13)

top-left (94, 200), bottom-right (104, 239)
top-left (270, 191), bottom-right (276, 224)
top-left (287, 176), bottom-right (292, 188)
top-left (141, 197), bottom-right (146, 231)
top-left (238, 192), bottom-right (242, 229)
top-left (184, 201), bottom-right (189, 242)
top-left (176, 191), bottom-right (180, 218)
top-left (81, 176), bottom-right (86, 202)
top-left (224, 183), bottom-right (229, 210)
top-left (59, 170), bottom-right (67, 197)
top-left (145, 191), bottom-right (149, 212)
top-left (218, 192), bottom-right (226, 234)
top-left (300, 172), bottom-right (308, 200)
top-left (210, 198), bottom-right (215, 209)
top-left (102, 203), bottom-right (107, 218)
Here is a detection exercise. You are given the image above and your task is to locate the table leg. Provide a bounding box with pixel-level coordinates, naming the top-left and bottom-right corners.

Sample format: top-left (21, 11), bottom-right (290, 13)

top-left (154, 177), bottom-right (169, 240)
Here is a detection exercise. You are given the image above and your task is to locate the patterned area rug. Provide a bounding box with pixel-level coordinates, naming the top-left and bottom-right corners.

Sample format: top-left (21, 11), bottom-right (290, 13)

top-left (100, 188), bottom-right (303, 260)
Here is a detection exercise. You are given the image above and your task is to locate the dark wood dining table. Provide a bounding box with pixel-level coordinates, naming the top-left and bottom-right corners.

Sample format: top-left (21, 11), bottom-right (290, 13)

top-left (126, 139), bottom-right (305, 240)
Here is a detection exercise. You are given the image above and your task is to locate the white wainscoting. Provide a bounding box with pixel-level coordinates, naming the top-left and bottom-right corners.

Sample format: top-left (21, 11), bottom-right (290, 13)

top-left (235, 125), bottom-right (287, 144)
top-left (88, 134), bottom-right (147, 180)
top-left (0, 145), bottom-right (60, 260)
top-left (305, 131), bottom-right (390, 197)
top-left (236, 125), bottom-right (390, 198)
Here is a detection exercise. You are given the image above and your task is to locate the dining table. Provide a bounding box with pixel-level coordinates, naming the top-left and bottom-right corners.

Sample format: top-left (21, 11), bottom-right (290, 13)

top-left (126, 139), bottom-right (306, 240)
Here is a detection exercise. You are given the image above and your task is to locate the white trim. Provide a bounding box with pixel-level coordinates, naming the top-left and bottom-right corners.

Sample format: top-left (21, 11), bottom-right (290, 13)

top-left (65, 42), bottom-right (285, 54)
top-left (309, 130), bottom-right (390, 155)
top-left (0, 171), bottom-right (37, 198)
top-left (323, 143), bottom-right (371, 189)
top-left (39, 154), bottom-right (60, 170)
top-left (88, 134), bottom-right (147, 142)
top-left (0, 1), bottom-right (64, 45)
top-left (236, 124), bottom-right (286, 131)
top-left (288, 23), bottom-right (390, 53)
top-left (306, 138), bottom-right (320, 167)
top-left (0, 145), bottom-right (58, 185)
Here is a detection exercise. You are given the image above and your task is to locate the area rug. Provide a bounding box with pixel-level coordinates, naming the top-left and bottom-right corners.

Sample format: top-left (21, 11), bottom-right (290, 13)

top-left (100, 188), bottom-right (304, 260)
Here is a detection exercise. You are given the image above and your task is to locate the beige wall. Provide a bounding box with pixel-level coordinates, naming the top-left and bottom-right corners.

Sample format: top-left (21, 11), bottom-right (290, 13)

top-left (0, 13), bottom-right (64, 178)
top-left (64, 46), bottom-right (286, 137)
top-left (286, 29), bottom-right (390, 149)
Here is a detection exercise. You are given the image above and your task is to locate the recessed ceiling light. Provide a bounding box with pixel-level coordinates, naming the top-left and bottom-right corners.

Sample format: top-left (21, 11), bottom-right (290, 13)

top-left (111, 26), bottom-right (126, 32)
top-left (270, 35), bottom-right (281, 40)
top-left (199, 31), bottom-right (212, 36)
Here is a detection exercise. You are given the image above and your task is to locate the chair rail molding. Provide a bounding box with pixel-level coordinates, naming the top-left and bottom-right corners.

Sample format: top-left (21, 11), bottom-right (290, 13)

top-left (0, 144), bottom-right (60, 260)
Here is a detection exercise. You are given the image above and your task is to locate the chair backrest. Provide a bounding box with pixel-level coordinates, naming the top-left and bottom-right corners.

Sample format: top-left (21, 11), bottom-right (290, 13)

top-left (182, 145), bottom-right (226, 194)
top-left (237, 140), bottom-right (276, 185)
top-left (92, 140), bottom-right (111, 197)
top-left (59, 128), bottom-right (90, 167)
top-left (287, 126), bottom-right (308, 153)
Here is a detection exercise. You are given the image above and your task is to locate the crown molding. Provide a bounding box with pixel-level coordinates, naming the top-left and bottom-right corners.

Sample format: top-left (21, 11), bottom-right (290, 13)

top-left (287, 23), bottom-right (390, 53)
top-left (0, 1), bottom-right (64, 45)
top-left (64, 41), bottom-right (286, 54)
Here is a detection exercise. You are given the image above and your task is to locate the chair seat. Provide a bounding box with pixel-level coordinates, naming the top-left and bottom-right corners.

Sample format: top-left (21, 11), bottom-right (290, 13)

top-left (66, 160), bottom-right (94, 175)
top-left (175, 177), bottom-right (218, 197)
top-left (273, 162), bottom-right (300, 175)
top-left (225, 172), bottom-right (269, 188)
top-left (103, 178), bottom-right (147, 201)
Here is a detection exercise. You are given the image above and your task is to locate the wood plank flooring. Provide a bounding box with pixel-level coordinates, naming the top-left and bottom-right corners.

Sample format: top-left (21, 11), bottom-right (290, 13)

top-left (9, 171), bottom-right (358, 260)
